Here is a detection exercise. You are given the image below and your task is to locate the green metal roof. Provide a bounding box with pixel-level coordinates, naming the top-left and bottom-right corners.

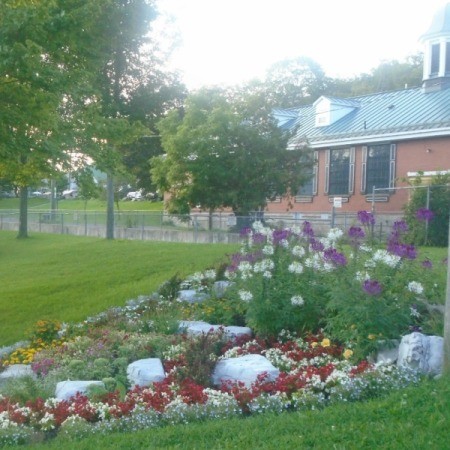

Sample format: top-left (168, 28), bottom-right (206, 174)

top-left (277, 86), bottom-right (450, 149)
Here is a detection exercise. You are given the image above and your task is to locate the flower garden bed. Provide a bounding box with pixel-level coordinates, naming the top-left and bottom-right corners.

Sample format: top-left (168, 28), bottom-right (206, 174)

top-left (0, 211), bottom-right (445, 446)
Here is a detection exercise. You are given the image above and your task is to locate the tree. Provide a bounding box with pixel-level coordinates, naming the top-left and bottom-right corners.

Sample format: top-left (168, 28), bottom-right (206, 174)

top-left (151, 88), bottom-right (311, 228)
top-left (75, 0), bottom-right (184, 239)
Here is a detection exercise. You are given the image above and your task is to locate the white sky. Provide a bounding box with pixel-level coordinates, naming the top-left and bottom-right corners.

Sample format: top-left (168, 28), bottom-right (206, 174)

top-left (155, 0), bottom-right (449, 90)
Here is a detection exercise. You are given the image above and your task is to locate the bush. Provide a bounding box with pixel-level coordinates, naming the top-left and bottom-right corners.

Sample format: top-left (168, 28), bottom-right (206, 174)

top-left (224, 215), bottom-right (444, 357)
top-left (403, 172), bottom-right (450, 246)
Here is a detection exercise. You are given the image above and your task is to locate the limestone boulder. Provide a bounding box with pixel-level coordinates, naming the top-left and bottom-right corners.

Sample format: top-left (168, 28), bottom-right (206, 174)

top-left (177, 290), bottom-right (209, 303)
top-left (212, 354), bottom-right (280, 387)
top-left (127, 358), bottom-right (166, 387)
top-left (55, 380), bottom-right (104, 401)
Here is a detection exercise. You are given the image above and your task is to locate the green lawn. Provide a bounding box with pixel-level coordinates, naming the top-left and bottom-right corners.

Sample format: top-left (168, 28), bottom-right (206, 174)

top-left (26, 376), bottom-right (450, 450)
top-left (0, 231), bottom-right (238, 346)
top-left (0, 197), bottom-right (164, 212)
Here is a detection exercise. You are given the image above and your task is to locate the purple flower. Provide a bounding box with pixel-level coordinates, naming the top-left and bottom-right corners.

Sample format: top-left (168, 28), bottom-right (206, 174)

top-left (421, 259), bottom-right (433, 269)
top-left (252, 233), bottom-right (266, 244)
top-left (323, 248), bottom-right (347, 266)
top-left (357, 210), bottom-right (375, 226)
top-left (310, 238), bottom-right (324, 252)
top-left (362, 279), bottom-right (383, 296)
top-left (239, 227), bottom-right (252, 237)
top-left (348, 226), bottom-right (365, 239)
top-left (387, 241), bottom-right (417, 260)
top-left (272, 229), bottom-right (291, 245)
top-left (302, 221), bottom-right (315, 238)
top-left (416, 208), bottom-right (434, 222)
top-left (392, 220), bottom-right (408, 233)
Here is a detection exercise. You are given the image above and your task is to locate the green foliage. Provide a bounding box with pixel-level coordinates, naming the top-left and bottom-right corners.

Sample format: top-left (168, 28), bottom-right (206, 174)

top-left (176, 331), bottom-right (227, 387)
top-left (194, 296), bottom-right (247, 327)
top-left (152, 88), bottom-right (309, 217)
top-left (27, 320), bottom-right (62, 345)
top-left (0, 375), bottom-right (47, 404)
top-left (403, 173), bottom-right (450, 246)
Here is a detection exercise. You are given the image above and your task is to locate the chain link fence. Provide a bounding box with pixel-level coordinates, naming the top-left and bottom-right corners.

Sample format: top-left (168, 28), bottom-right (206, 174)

top-left (0, 209), bottom-right (403, 243)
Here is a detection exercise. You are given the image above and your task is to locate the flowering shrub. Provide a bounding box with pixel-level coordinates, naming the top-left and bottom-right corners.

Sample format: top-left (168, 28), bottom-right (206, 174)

top-left (224, 213), bottom-right (444, 358)
top-left (225, 221), bottom-right (335, 337)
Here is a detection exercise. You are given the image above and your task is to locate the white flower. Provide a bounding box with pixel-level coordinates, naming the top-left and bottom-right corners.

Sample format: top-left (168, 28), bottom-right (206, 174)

top-left (292, 245), bottom-right (305, 258)
top-left (254, 259), bottom-right (274, 273)
top-left (288, 261), bottom-right (304, 274)
top-left (355, 271), bottom-right (370, 282)
top-left (263, 271), bottom-right (272, 279)
top-left (204, 269), bottom-right (216, 280)
top-left (291, 295), bottom-right (305, 306)
top-left (262, 245), bottom-right (274, 255)
top-left (407, 281), bottom-right (424, 295)
top-left (369, 250), bottom-right (401, 268)
top-left (239, 290), bottom-right (253, 302)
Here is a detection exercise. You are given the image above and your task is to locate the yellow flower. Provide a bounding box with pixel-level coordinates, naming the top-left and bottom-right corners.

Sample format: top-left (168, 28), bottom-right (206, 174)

top-left (321, 338), bottom-right (331, 348)
top-left (311, 342), bottom-right (318, 348)
top-left (368, 334), bottom-right (377, 340)
top-left (343, 349), bottom-right (353, 359)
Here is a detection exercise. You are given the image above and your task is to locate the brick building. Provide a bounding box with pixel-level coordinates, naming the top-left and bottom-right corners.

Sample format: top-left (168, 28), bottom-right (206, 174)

top-left (268, 3), bottom-right (450, 228)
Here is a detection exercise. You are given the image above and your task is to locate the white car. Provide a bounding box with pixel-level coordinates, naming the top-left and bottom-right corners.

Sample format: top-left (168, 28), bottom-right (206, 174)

top-left (62, 189), bottom-right (78, 199)
top-left (126, 191), bottom-right (142, 201)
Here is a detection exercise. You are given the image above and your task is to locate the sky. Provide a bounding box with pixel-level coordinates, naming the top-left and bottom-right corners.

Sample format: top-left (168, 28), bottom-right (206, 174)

top-left (155, 0), bottom-right (449, 90)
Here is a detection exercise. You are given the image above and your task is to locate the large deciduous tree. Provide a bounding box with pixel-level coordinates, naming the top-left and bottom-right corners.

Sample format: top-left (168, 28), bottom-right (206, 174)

top-left (151, 88), bottom-right (311, 228)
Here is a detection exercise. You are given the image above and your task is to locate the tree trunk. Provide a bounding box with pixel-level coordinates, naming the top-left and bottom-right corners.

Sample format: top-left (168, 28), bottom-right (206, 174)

top-left (443, 216), bottom-right (450, 376)
top-left (17, 186), bottom-right (28, 239)
top-left (208, 208), bottom-right (213, 231)
top-left (106, 172), bottom-right (114, 240)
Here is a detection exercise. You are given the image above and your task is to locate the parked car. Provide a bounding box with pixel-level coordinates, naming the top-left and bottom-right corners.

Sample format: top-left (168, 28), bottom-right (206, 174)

top-left (125, 191), bottom-right (142, 201)
top-left (61, 189), bottom-right (78, 199)
top-left (30, 190), bottom-right (51, 198)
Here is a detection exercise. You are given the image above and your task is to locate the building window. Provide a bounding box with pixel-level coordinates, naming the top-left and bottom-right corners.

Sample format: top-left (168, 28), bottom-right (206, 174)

top-left (325, 148), bottom-right (355, 195)
top-left (361, 143), bottom-right (396, 194)
top-left (431, 43), bottom-right (440, 75)
top-left (446, 42), bottom-right (450, 75)
top-left (297, 151), bottom-right (318, 196)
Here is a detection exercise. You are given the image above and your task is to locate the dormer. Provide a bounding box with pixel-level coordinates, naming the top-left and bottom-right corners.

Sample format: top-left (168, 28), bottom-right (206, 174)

top-left (314, 96), bottom-right (360, 127)
top-left (421, 3), bottom-right (450, 91)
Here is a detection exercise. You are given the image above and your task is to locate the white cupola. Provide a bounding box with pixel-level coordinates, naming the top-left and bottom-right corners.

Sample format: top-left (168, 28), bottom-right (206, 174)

top-left (420, 3), bottom-right (450, 91)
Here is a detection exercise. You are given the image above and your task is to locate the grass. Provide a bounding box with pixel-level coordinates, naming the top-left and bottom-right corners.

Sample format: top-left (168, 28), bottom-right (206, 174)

top-left (0, 198), bottom-right (164, 212)
top-left (0, 231), bottom-right (238, 346)
top-left (24, 376), bottom-right (450, 449)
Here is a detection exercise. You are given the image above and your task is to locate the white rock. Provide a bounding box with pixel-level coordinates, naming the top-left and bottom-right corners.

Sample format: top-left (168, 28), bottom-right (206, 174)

top-left (213, 281), bottom-right (234, 298)
top-left (177, 290), bottom-right (209, 303)
top-left (0, 364), bottom-right (35, 382)
top-left (178, 321), bottom-right (252, 339)
top-left (212, 354), bottom-right (280, 387)
top-left (182, 323), bottom-right (221, 336)
top-left (55, 380), bottom-right (104, 401)
top-left (127, 358), bottom-right (165, 387)
top-left (224, 326), bottom-right (252, 339)
top-left (397, 332), bottom-right (443, 375)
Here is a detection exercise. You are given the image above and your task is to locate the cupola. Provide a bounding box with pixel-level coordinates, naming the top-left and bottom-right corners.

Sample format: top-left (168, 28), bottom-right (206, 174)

top-left (420, 3), bottom-right (450, 91)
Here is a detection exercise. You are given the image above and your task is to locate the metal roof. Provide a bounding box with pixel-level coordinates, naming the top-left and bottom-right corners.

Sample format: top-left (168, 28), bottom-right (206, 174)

top-left (280, 86), bottom-right (450, 149)
top-left (420, 2), bottom-right (450, 40)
